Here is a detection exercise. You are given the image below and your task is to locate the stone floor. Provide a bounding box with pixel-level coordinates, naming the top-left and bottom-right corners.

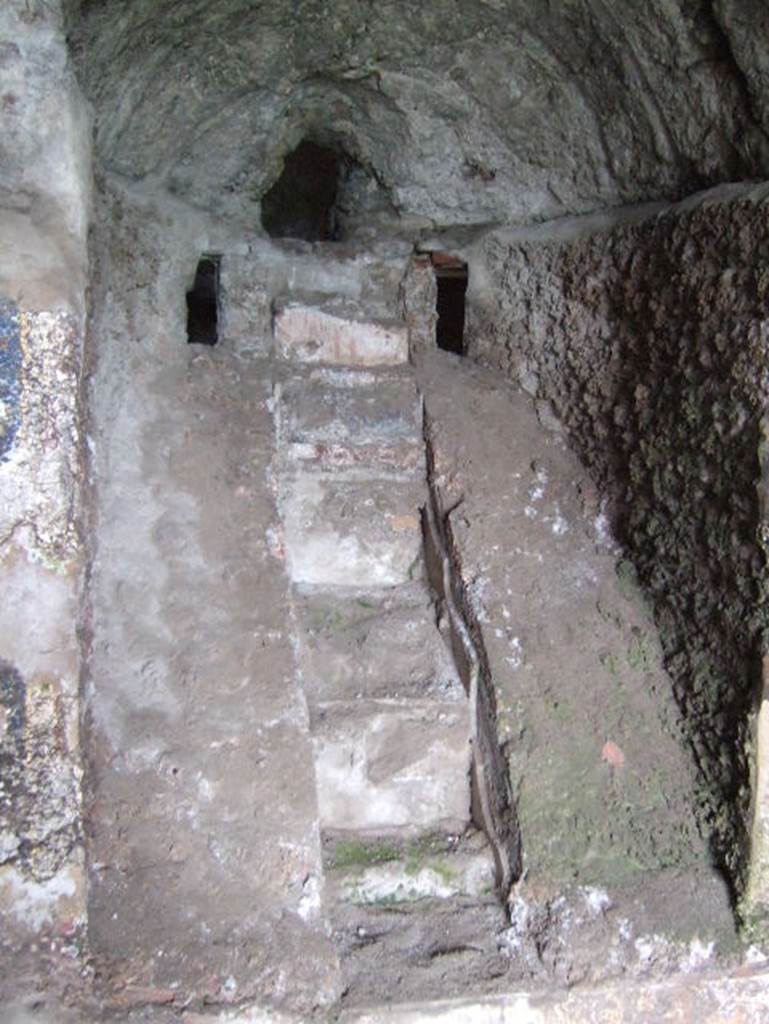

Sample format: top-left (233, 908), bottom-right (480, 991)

top-left (70, 266), bottom-right (769, 1021)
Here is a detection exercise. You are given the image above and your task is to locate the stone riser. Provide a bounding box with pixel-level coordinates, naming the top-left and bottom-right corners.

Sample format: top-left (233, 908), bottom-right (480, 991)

top-left (285, 439), bottom-right (425, 476)
top-left (281, 474), bottom-right (424, 588)
top-left (294, 584), bottom-right (463, 704)
top-left (277, 368), bottom-right (425, 477)
top-left (275, 303), bottom-right (409, 366)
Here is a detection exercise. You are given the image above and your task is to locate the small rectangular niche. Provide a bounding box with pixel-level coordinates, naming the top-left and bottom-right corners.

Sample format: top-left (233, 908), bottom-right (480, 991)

top-left (432, 253), bottom-right (469, 355)
top-left (186, 255), bottom-right (221, 345)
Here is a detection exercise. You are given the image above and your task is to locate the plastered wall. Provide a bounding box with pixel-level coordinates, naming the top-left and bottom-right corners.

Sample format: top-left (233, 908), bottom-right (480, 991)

top-left (0, 0), bottom-right (91, 1001)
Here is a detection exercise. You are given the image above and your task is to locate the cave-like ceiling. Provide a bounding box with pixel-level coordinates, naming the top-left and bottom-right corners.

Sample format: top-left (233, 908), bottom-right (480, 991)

top-left (65, 0), bottom-right (769, 227)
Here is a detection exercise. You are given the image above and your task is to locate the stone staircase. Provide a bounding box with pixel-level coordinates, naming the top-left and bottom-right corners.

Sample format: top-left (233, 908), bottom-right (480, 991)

top-left (272, 297), bottom-right (508, 1003)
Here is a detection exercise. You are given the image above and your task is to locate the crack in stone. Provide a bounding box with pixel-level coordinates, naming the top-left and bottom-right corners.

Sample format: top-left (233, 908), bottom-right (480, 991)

top-left (421, 403), bottom-right (521, 899)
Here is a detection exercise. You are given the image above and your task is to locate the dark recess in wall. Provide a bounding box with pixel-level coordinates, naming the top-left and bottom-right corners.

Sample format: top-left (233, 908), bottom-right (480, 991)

top-left (433, 254), bottom-right (469, 355)
top-left (261, 140), bottom-right (341, 242)
top-left (186, 256), bottom-right (220, 345)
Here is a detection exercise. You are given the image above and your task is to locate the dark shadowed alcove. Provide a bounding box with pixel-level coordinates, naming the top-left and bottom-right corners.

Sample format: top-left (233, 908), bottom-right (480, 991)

top-left (186, 255), bottom-right (220, 345)
top-left (261, 140), bottom-right (342, 242)
top-left (433, 253), bottom-right (469, 355)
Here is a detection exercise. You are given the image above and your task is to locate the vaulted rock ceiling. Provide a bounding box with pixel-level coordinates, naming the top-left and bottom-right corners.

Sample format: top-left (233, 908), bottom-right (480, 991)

top-left (64, 1), bottom-right (769, 226)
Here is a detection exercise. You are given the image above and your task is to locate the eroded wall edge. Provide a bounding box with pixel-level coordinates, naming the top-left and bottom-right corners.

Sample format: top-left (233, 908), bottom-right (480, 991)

top-left (0, 0), bottom-right (92, 1000)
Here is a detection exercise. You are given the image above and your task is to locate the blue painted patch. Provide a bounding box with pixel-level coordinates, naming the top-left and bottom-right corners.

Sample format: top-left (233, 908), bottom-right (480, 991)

top-left (0, 298), bottom-right (22, 461)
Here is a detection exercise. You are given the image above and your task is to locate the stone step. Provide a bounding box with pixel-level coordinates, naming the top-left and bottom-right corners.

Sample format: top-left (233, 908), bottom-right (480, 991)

top-left (310, 698), bottom-right (472, 833)
top-left (281, 475), bottom-right (425, 587)
top-left (293, 585), bottom-right (463, 704)
top-left (336, 971), bottom-right (769, 1024)
top-left (279, 370), bottom-right (421, 444)
top-left (274, 300), bottom-right (408, 366)
top-left (221, 246), bottom-right (410, 345)
top-left (323, 829), bottom-right (497, 905)
top-left (330, 890), bottom-right (508, 1007)
top-left (277, 370), bottom-right (424, 475)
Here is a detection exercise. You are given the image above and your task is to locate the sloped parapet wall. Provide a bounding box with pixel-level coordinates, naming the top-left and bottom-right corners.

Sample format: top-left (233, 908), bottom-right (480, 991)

top-left (465, 183), bottom-right (769, 935)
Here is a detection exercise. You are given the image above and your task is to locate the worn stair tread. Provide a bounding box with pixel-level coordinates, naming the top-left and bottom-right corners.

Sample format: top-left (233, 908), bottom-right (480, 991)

top-left (332, 895), bottom-right (509, 1006)
top-left (294, 586), bottom-right (463, 704)
top-left (279, 372), bottom-right (421, 442)
top-left (277, 371), bottom-right (424, 474)
top-left (302, 364), bottom-right (415, 387)
top-left (274, 299), bottom-right (408, 366)
top-left (311, 698), bottom-right (472, 833)
top-left (281, 474), bottom-right (425, 586)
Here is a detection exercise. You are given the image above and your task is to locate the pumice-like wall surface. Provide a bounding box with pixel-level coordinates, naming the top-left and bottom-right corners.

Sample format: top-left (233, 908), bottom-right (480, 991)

top-left (466, 184), bottom-right (769, 930)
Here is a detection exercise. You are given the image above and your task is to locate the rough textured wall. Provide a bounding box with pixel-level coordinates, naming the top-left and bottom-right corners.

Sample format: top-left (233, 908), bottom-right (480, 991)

top-left (65, 0), bottom-right (769, 229)
top-left (467, 185), bottom-right (769, 919)
top-left (0, 0), bottom-right (91, 1008)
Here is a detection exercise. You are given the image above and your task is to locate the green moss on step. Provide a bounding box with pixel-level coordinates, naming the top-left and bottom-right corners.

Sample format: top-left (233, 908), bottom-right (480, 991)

top-left (627, 630), bottom-right (652, 672)
top-left (332, 840), bottom-right (399, 870)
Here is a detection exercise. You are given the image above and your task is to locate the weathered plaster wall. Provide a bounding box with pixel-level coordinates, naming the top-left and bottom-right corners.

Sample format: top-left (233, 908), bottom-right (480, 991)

top-left (0, 0), bottom-right (92, 1006)
top-left (466, 184), bottom-right (769, 929)
top-left (66, 0), bottom-right (769, 231)
top-left (1, 1), bottom-right (90, 312)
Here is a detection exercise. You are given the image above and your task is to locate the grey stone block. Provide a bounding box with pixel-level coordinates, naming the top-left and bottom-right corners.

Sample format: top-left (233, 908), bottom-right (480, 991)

top-left (281, 475), bottom-right (424, 586)
top-left (311, 698), bottom-right (472, 833)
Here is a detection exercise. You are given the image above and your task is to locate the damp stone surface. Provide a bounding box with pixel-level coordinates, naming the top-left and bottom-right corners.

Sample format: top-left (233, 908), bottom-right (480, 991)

top-left (4, 0), bottom-right (769, 1019)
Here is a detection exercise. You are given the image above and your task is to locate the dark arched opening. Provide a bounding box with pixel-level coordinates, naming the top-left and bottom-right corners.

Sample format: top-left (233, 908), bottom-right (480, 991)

top-left (261, 140), bottom-right (342, 242)
top-left (433, 254), bottom-right (469, 355)
top-left (186, 255), bottom-right (220, 345)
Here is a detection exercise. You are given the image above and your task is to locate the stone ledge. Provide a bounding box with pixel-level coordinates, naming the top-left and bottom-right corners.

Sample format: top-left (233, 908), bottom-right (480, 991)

top-left (165, 962), bottom-right (769, 1024)
top-left (339, 964), bottom-right (769, 1023)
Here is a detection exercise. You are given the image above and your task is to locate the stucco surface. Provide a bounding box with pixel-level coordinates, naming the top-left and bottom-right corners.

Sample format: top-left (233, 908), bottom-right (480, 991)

top-left (66, 1), bottom-right (769, 229)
